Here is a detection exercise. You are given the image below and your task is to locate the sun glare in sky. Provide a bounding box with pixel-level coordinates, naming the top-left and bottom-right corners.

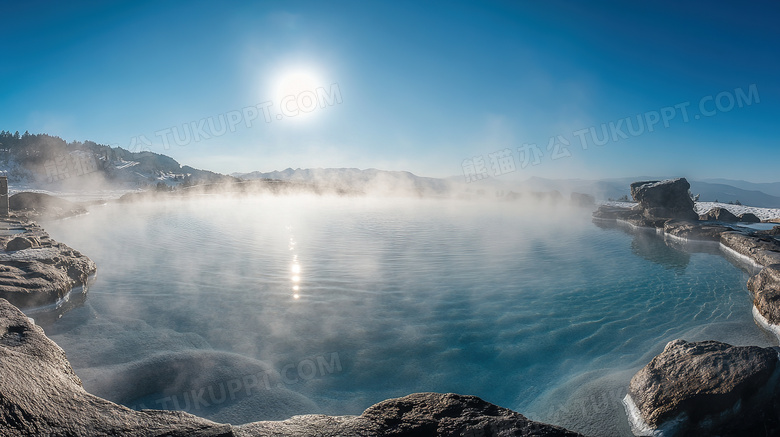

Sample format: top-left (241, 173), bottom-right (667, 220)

top-left (270, 66), bottom-right (326, 122)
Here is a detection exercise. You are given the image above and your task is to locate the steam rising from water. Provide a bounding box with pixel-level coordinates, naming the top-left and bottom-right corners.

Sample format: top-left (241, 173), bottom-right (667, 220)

top-left (40, 195), bottom-right (775, 435)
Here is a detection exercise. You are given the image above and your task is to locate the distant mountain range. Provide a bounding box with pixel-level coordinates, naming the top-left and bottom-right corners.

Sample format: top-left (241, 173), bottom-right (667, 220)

top-left (698, 178), bottom-right (780, 198)
top-left (231, 168), bottom-right (452, 196)
top-left (2, 131), bottom-right (779, 207)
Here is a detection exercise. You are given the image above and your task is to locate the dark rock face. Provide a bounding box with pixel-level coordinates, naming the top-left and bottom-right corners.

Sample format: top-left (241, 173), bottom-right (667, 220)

top-left (0, 222), bottom-right (97, 309)
top-left (629, 178), bottom-right (698, 222)
top-left (739, 212), bottom-right (761, 223)
top-left (699, 207), bottom-right (739, 222)
top-left (626, 339), bottom-right (780, 436)
top-left (570, 192), bottom-right (595, 208)
top-left (0, 297), bottom-right (583, 436)
top-left (749, 264), bottom-right (780, 325)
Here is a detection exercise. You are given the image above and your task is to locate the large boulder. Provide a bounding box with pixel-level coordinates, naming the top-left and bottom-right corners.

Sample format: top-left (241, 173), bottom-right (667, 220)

top-left (629, 179), bottom-right (698, 223)
top-left (699, 207), bottom-right (739, 223)
top-left (238, 393), bottom-right (584, 436)
top-left (739, 212), bottom-right (761, 223)
top-left (625, 339), bottom-right (780, 437)
top-left (0, 297), bottom-right (584, 436)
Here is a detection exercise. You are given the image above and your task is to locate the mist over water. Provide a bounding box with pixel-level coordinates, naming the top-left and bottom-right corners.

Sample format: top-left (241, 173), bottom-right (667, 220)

top-left (39, 196), bottom-right (775, 436)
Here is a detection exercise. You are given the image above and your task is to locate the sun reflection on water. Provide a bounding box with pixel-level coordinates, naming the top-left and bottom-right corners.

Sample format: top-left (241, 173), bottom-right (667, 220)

top-left (288, 229), bottom-right (302, 300)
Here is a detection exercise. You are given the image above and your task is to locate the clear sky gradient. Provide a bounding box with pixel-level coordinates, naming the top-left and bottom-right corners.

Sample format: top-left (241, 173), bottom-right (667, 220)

top-left (2, 0), bottom-right (778, 181)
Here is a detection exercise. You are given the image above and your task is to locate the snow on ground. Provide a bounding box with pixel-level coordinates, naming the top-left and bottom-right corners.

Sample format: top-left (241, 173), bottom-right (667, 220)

top-left (112, 159), bottom-right (139, 170)
top-left (599, 200), bottom-right (780, 221)
top-left (695, 202), bottom-right (780, 221)
top-left (600, 200), bottom-right (637, 209)
top-left (0, 247), bottom-right (61, 261)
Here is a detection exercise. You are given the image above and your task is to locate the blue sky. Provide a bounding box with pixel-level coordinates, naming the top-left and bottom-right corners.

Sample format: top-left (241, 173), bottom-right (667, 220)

top-left (1, 0), bottom-right (778, 181)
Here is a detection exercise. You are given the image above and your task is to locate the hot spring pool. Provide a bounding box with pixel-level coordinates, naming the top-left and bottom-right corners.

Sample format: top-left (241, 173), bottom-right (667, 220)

top-left (38, 196), bottom-right (776, 436)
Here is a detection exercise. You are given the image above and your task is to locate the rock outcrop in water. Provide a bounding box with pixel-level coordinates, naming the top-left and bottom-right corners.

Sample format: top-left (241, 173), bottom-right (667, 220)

top-left (0, 296), bottom-right (583, 436)
top-left (0, 220), bottom-right (96, 309)
top-left (593, 178), bottom-right (699, 228)
top-left (625, 340), bottom-right (780, 437)
top-left (629, 178), bottom-right (699, 224)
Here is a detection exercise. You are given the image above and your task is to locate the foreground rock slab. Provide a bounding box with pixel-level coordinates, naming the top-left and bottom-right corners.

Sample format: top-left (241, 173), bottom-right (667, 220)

top-left (0, 220), bottom-right (96, 308)
top-left (720, 231), bottom-right (780, 267)
top-left (625, 339), bottom-right (780, 437)
top-left (0, 297), bottom-right (583, 436)
top-left (663, 219), bottom-right (733, 242)
top-left (236, 393), bottom-right (584, 436)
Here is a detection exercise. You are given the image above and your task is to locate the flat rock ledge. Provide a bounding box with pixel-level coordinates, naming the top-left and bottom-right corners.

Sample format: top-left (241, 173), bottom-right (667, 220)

top-left (625, 340), bottom-right (780, 437)
top-left (0, 297), bottom-right (583, 436)
top-left (0, 219), bottom-right (96, 309)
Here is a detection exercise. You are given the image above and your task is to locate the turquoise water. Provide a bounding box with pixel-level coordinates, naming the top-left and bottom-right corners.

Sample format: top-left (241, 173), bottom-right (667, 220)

top-left (39, 196), bottom-right (775, 436)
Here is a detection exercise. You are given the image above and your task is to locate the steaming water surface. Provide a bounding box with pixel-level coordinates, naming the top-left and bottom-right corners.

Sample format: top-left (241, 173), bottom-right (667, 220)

top-left (40, 196), bottom-right (775, 436)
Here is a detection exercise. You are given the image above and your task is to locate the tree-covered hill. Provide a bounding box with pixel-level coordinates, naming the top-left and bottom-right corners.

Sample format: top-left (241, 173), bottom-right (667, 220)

top-left (0, 130), bottom-right (234, 189)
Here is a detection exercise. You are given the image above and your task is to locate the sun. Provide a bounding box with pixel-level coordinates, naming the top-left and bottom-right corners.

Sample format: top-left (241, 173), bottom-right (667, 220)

top-left (270, 67), bottom-right (325, 121)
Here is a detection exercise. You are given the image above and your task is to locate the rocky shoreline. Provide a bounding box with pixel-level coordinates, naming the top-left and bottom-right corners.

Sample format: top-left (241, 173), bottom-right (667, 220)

top-left (0, 217), bottom-right (96, 310)
top-left (595, 178), bottom-right (780, 436)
